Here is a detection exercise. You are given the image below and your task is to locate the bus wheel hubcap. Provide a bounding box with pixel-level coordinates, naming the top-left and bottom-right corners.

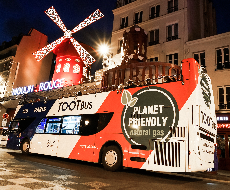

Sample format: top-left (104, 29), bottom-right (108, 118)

top-left (23, 142), bottom-right (29, 151)
top-left (105, 150), bottom-right (117, 167)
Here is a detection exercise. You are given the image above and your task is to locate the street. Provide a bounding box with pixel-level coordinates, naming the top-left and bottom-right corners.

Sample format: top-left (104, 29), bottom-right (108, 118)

top-left (0, 148), bottom-right (229, 190)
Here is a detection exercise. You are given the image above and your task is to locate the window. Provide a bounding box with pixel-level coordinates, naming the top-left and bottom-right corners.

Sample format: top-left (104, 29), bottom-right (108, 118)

top-left (194, 52), bottom-right (205, 67)
top-left (134, 11), bottom-right (143, 24)
top-left (62, 116), bottom-right (81, 134)
top-left (216, 47), bottom-right (230, 69)
top-left (149, 29), bottom-right (159, 46)
top-left (36, 118), bottom-right (48, 133)
top-left (9, 118), bottom-right (35, 133)
top-left (166, 53), bottom-right (178, 65)
top-left (35, 113), bottom-right (114, 135)
top-left (45, 117), bottom-right (62, 134)
top-left (149, 57), bottom-right (158, 62)
top-left (218, 86), bottom-right (230, 109)
top-left (168, 0), bottom-right (178, 13)
top-left (73, 64), bottom-right (80, 74)
top-left (63, 63), bottom-right (70, 72)
top-left (120, 16), bottom-right (128, 29)
top-left (56, 63), bottom-right (61, 73)
top-left (79, 113), bottom-right (114, 136)
top-left (150, 5), bottom-right (160, 19)
top-left (117, 39), bottom-right (123, 54)
top-left (166, 23), bottom-right (178, 41)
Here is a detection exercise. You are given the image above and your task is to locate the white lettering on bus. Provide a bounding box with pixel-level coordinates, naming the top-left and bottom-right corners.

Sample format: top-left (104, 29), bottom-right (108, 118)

top-left (153, 130), bottom-right (164, 137)
top-left (128, 117), bottom-right (168, 127)
top-left (133, 105), bottom-right (164, 115)
top-left (34, 107), bottom-right (46, 113)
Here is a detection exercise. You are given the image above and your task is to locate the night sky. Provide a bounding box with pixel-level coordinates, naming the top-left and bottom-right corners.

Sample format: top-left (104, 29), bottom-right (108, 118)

top-left (0, 0), bottom-right (117, 48)
top-left (0, 0), bottom-right (229, 51)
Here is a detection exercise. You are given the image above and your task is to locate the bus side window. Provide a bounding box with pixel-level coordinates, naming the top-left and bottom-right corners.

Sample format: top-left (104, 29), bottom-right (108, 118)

top-left (45, 123), bottom-right (61, 134)
top-left (61, 116), bottom-right (81, 134)
top-left (35, 118), bottom-right (47, 133)
top-left (79, 114), bottom-right (99, 136)
top-left (45, 117), bottom-right (62, 134)
top-left (97, 113), bottom-right (114, 133)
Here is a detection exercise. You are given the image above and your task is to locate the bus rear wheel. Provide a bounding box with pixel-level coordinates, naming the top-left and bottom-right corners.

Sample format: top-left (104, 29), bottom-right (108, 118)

top-left (102, 145), bottom-right (122, 171)
top-left (21, 139), bottom-right (30, 154)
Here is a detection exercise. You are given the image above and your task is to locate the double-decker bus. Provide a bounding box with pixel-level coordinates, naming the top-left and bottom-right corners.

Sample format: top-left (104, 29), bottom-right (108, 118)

top-left (7, 58), bottom-right (217, 172)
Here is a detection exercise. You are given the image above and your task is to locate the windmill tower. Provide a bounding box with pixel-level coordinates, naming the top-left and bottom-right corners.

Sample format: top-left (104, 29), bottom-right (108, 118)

top-left (33, 6), bottom-right (104, 86)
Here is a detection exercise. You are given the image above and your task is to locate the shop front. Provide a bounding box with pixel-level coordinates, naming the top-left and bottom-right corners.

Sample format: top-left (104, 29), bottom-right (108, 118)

top-left (216, 113), bottom-right (230, 170)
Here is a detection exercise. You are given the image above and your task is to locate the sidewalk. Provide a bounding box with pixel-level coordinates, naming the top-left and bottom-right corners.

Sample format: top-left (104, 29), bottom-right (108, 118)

top-left (174, 169), bottom-right (230, 183)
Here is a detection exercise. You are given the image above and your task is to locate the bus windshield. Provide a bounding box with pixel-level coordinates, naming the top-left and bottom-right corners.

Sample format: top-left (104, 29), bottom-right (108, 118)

top-left (9, 118), bottom-right (35, 133)
top-left (9, 121), bottom-right (20, 131)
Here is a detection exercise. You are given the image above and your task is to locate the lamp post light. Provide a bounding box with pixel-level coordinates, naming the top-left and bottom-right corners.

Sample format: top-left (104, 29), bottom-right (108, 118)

top-left (98, 43), bottom-right (111, 71)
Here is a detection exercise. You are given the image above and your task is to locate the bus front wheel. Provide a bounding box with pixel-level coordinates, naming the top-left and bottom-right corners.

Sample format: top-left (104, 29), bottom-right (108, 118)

top-left (102, 145), bottom-right (122, 171)
top-left (21, 139), bottom-right (30, 154)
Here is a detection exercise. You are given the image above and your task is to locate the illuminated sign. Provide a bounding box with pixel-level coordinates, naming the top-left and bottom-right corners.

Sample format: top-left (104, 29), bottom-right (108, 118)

top-left (12, 85), bottom-right (34, 96)
top-left (39, 78), bottom-right (65, 91)
top-left (12, 78), bottom-right (65, 96)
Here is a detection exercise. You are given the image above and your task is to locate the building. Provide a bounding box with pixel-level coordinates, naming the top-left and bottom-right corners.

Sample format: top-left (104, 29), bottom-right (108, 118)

top-left (110, 0), bottom-right (216, 67)
top-left (109, 0), bottom-right (230, 170)
top-left (0, 28), bottom-right (53, 129)
top-left (186, 32), bottom-right (230, 170)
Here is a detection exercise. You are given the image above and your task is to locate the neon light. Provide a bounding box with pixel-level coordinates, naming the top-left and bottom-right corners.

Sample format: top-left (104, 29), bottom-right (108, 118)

top-left (73, 64), bottom-right (80, 73)
top-left (63, 63), bottom-right (70, 72)
top-left (12, 85), bottom-right (34, 96)
top-left (39, 78), bottom-right (65, 91)
top-left (56, 63), bottom-right (61, 73)
top-left (217, 124), bottom-right (230, 128)
top-left (45, 6), bottom-right (67, 33)
top-left (70, 37), bottom-right (95, 65)
top-left (83, 67), bottom-right (87, 76)
top-left (12, 78), bottom-right (65, 96)
top-left (33, 36), bottom-right (66, 61)
top-left (71, 9), bottom-right (104, 33)
top-left (33, 7), bottom-right (104, 64)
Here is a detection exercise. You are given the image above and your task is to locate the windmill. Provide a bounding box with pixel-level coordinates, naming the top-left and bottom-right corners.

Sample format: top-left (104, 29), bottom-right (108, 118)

top-left (33, 6), bottom-right (104, 86)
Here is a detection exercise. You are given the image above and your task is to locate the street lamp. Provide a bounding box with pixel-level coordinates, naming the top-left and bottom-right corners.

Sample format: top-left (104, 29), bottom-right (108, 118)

top-left (98, 43), bottom-right (109, 56)
top-left (98, 43), bottom-right (111, 71)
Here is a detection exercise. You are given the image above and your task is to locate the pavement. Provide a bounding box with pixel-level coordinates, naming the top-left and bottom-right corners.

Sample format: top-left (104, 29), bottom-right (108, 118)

top-left (171, 169), bottom-right (230, 184)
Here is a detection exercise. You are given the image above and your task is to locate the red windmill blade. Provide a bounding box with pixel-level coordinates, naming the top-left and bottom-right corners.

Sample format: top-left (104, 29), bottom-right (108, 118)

top-left (33, 6), bottom-right (104, 64)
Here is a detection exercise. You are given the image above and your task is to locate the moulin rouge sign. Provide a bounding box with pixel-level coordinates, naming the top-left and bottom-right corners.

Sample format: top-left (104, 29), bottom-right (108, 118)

top-left (12, 78), bottom-right (65, 96)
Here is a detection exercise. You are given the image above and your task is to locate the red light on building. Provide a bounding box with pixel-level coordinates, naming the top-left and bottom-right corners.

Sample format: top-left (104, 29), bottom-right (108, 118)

top-left (217, 124), bottom-right (230, 128)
